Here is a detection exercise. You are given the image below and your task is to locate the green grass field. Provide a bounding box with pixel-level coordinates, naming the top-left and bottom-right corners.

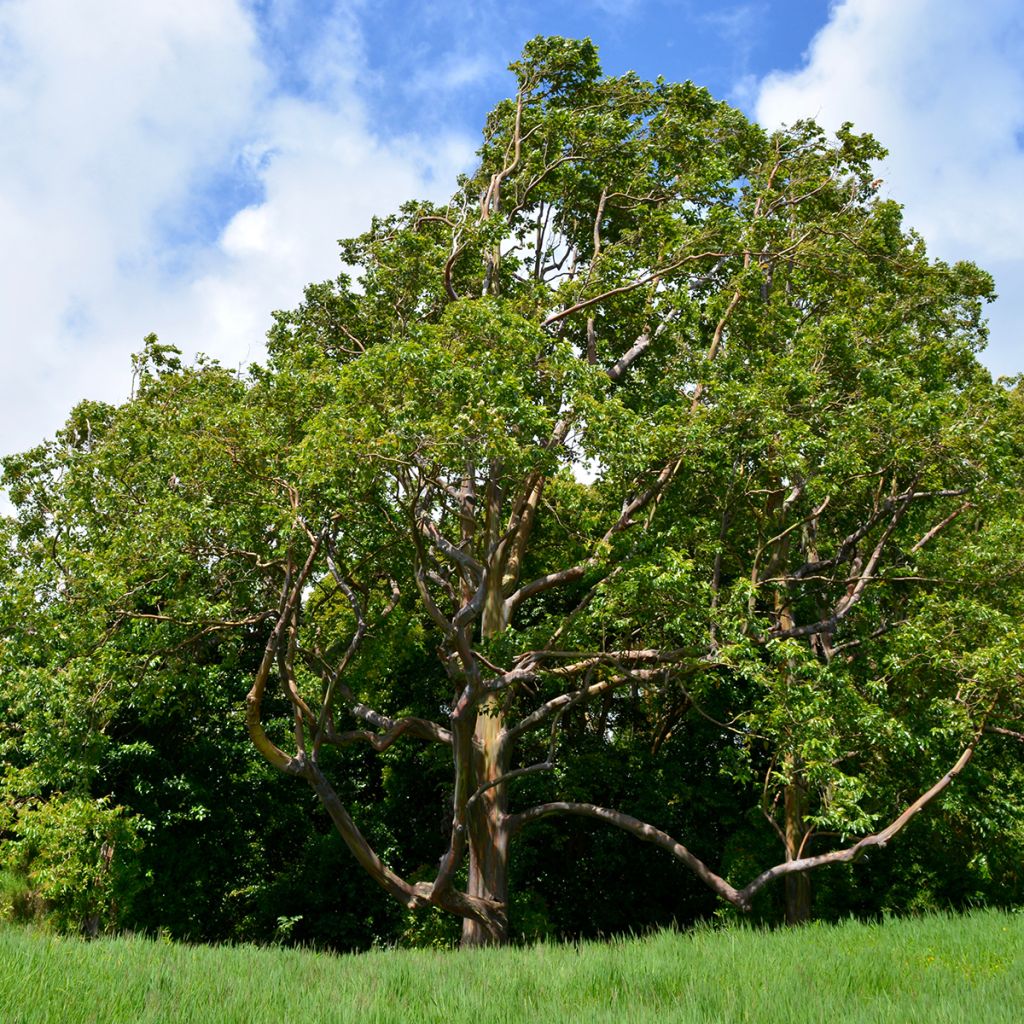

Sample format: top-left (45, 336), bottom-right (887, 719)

top-left (1, 910), bottom-right (1021, 1023)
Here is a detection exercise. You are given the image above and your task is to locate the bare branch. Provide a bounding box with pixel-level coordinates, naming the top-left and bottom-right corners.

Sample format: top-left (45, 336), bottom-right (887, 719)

top-left (508, 737), bottom-right (979, 913)
top-left (984, 725), bottom-right (1024, 743)
top-left (507, 802), bottom-right (746, 907)
top-left (606, 330), bottom-right (653, 383)
top-left (541, 251), bottom-right (726, 328)
top-left (305, 761), bottom-right (431, 911)
top-left (911, 501), bottom-right (973, 552)
top-left (327, 715), bottom-right (453, 751)
top-left (736, 739), bottom-right (978, 906)
top-left (506, 676), bottom-right (628, 742)
top-left (772, 494), bottom-right (911, 640)
top-left (507, 454), bottom-right (680, 612)
top-left (465, 762), bottom-right (554, 814)
top-left (417, 517), bottom-right (485, 581)
top-left (790, 487), bottom-right (969, 581)
top-left (246, 534), bottom-right (324, 775)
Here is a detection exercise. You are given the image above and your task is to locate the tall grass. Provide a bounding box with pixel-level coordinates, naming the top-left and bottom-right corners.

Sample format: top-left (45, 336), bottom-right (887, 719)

top-left (1, 909), bottom-right (1021, 1023)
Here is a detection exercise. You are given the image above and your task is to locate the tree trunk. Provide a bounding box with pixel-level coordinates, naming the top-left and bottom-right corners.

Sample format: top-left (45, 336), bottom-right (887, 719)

top-left (461, 694), bottom-right (510, 947)
top-left (783, 770), bottom-right (812, 925)
top-left (458, 483), bottom-right (522, 947)
top-left (768, 519), bottom-right (812, 928)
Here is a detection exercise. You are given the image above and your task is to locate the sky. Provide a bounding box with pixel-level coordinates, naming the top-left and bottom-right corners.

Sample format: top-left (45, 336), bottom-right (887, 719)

top-left (1, 0), bottom-right (1022, 465)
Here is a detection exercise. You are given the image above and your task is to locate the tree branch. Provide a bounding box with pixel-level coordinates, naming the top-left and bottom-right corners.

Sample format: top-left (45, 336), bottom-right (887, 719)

top-left (507, 738), bottom-right (979, 912)
top-left (506, 801), bottom-right (745, 907)
top-left (326, 715), bottom-right (453, 751)
top-left (541, 251), bottom-right (726, 328)
top-left (735, 739), bottom-right (978, 906)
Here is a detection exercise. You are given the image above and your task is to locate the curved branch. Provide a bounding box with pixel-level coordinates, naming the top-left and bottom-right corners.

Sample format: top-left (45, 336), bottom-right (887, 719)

top-left (326, 714), bottom-right (452, 751)
top-left (507, 801), bottom-right (745, 906)
top-left (772, 494), bottom-right (910, 640)
top-left (307, 748), bottom-right (502, 932)
top-left (465, 761), bottom-right (554, 814)
top-left (508, 454), bottom-right (679, 612)
top-left (305, 761), bottom-right (430, 910)
top-left (735, 739), bottom-right (978, 905)
top-left (506, 676), bottom-right (629, 743)
top-left (245, 535), bottom-right (323, 775)
top-left (508, 739), bottom-right (979, 912)
top-left (417, 517), bottom-right (485, 581)
top-left (984, 724), bottom-right (1024, 743)
top-left (443, 243), bottom-right (464, 302)
top-left (541, 250), bottom-right (726, 328)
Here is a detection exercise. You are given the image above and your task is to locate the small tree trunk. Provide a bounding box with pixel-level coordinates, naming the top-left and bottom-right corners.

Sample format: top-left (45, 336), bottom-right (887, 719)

top-left (783, 769), bottom-right (812, 925)
top-left (461, 695), bottom-right (510, 947)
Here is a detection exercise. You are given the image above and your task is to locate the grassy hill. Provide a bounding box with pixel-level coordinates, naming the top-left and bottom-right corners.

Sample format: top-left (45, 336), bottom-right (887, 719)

top-left (2, 909), bottom-right (1022, 1023)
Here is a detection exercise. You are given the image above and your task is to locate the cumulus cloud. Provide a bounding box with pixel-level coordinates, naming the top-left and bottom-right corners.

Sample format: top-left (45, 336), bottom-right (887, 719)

top-left (172, 96), bottom-right (473, 370)
top-left (755, 0), bottom-right (1024, 377)
top-left (0, 1), bottom-right (265, 454)
top-left (0, 0), bottom-right (474, 463)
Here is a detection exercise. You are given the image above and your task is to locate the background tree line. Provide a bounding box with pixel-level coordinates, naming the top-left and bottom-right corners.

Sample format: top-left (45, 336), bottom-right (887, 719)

top-left (1, 37), bottom-right (1023, 949)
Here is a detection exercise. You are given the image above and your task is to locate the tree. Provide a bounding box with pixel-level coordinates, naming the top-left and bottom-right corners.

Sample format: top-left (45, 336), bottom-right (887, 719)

top-left (3, 38), bottom-right (1022, 945)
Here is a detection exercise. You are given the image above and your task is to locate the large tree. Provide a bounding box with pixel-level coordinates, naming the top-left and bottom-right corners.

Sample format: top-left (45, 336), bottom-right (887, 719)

top-left (4, 38), bottom-right (1022, 943)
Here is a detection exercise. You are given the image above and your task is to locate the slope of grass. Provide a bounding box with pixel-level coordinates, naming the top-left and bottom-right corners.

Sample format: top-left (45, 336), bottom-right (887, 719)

top-left (1, 909), bottom-right (1021, 1023)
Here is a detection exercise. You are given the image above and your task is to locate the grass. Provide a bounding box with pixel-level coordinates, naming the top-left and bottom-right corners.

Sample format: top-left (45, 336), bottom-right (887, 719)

top-left (1, 909), bottom-right (1022, 1023)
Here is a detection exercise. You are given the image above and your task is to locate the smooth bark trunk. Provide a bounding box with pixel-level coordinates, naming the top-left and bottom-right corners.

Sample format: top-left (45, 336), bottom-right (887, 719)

top-left (783, 773), bottom-right (812, 925)
top-left (461, 695), bottom-right (510, 946)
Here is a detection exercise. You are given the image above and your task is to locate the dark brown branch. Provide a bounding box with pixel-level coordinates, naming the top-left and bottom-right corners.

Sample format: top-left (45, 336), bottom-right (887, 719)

top-left (830, 617), bottom-right (910, 656)
top-left (772, 494), bottom-right (911, 640)
top-left (506, 676), bottom-right (629, 742)
top-left (689, 286), bottom-right (742, 412)
top-left (507, 454), bottom-right (679, 612)
top-left (790, 487), bottom-right (968, 581)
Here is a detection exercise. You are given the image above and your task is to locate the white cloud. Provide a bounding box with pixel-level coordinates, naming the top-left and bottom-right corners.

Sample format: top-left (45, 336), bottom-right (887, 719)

top-left (0, 0), bottom-right (474, 465)
top-left (171, 95), bottom-right (473, 370)
top-left (0, 1), bottom-right (267, 455)
top-left (755, 0), bottom-right (1024, 378)
top-left (410, 53), bottom-right (496, 94)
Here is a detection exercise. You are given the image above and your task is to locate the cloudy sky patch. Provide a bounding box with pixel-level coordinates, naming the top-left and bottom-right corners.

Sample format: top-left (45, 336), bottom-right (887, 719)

top-left (756, 0), bottom-right (1024, 376)
top-left (0, 0), bottom-right (1020, 466)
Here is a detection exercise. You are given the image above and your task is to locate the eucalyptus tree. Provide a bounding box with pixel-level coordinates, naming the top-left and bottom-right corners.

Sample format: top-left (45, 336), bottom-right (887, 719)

top-left (4, 38), bottom-right (1022, 943)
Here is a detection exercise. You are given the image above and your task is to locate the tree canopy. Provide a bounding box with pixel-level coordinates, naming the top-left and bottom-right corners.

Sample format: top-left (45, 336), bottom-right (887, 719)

top-left (2, 37), bottom-right (1023, 946)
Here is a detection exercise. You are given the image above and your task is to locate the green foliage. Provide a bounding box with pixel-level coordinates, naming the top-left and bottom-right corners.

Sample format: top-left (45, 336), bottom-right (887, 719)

top-left (0, 796), bottom-right (142, 934)
top-left (0, 35), bottom-right (1022, 946)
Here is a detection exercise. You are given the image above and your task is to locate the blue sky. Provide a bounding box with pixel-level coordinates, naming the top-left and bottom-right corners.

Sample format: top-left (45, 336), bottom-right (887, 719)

top-left (161, 0), bottom-right (834, 249)
top-left (1, 0), bottom-right (1022, 462)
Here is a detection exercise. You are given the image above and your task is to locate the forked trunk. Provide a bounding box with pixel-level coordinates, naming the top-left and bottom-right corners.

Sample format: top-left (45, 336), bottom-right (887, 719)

top-left (457, 475), bottom-right (535, 947)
